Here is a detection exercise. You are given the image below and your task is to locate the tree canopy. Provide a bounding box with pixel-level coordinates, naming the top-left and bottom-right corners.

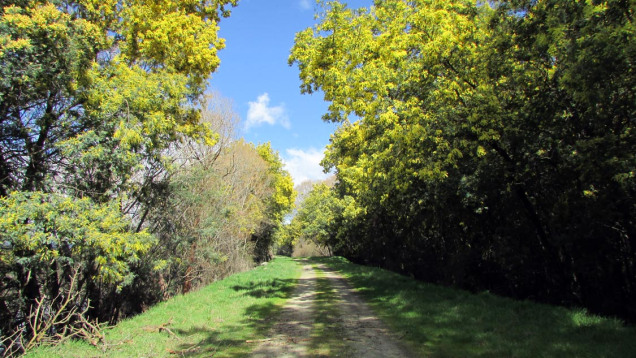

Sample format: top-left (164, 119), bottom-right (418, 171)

top-left (290, 0), bottom-right (635, 321)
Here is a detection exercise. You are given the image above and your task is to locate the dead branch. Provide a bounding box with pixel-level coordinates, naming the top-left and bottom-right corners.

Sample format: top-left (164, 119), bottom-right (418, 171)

top-left (1, 266), bottom-right (107, 356)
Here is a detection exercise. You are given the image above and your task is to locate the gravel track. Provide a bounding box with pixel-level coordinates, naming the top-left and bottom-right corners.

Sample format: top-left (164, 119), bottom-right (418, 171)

top-left (251, 260), bottom-right (414, 358)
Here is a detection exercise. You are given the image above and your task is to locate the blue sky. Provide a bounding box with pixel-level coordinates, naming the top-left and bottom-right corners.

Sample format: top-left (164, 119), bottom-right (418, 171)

top-left (208, 0), bottom-right (370, 186)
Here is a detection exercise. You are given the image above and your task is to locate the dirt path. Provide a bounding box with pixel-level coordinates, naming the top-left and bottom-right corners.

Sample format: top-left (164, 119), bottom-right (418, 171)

top-left (251, 260), bottom-right (414, 358)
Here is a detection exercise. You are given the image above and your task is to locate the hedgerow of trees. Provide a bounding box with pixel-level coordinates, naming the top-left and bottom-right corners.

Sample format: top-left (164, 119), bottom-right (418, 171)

top-left (290, 0), bottom-right (635, 321)
top-left (0, 0), bottom-right (295, 355)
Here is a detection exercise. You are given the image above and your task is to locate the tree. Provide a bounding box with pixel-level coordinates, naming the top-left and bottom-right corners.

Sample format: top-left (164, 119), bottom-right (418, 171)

top-left (1, 0), bottom-right (238, 197)
top-left (290, 0), bottom-right (635, 320)
top-left (0, 0), bottom-right (239, 350)
top-left (284, 182), bottom-right (339, 256)
top-left (252, 143), bottom-right (296, 262)
top-left (0, 191), bottom-right (154, 354)
top-left (143, 131), bottom-right (297, 297)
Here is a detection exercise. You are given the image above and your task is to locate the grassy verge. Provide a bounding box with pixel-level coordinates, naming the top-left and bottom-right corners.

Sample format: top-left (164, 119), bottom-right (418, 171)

top-left (26, 256), bottom-right (302, 358)
top-left (317, 256), bottom-right (636, 358)
top-left (306, 262), bottom-right (353, 357)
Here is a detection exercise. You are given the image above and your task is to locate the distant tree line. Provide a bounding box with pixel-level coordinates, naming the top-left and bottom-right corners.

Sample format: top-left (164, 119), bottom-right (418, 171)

top-left (289, 0), bottom-right (635, 321)
top-left (0, 0), bottom-right (294, 355)
top-left (277, 177), bottom-right (337, 257)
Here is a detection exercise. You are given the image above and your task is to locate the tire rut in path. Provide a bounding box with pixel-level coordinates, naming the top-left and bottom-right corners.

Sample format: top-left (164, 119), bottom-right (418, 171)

top-left (251, 260), bottom-right (414, 358)
top-left (251, 261), bottom-right (317, 357)
top-left (317, 263), bottom-right (414, 358)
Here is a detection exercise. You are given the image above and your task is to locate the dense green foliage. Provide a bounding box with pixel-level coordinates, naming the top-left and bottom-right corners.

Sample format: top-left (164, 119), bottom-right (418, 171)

top-left (25, 256), bottom-right (302, 358)
top-left (290, 0), bottom-right (635, 320)
top-left (318, 256), bottom-right (636, 357)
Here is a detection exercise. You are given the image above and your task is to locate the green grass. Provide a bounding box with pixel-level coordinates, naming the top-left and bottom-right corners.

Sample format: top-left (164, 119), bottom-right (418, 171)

top-left (26, 256), bottom-right (302, 358)
top-left (316, 256), bottom-right (636, 358)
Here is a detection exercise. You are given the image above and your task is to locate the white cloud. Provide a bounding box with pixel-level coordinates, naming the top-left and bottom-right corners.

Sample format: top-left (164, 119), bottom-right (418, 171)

top-left (283, 147), bottom-right (331, 186)
top-left (299, 0), bottom-right (311, 10)
top-left (246, 93), bottom-right (290, 130)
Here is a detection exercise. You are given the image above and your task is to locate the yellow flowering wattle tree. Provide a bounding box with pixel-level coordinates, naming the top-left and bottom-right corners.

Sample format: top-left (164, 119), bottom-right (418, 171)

top-left (290, 0), bottom-right (635, 321)
top-left (0, 0), bottom-right (237, 352)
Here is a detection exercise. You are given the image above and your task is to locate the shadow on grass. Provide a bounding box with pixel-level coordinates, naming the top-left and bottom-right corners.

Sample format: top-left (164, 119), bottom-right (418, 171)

top-left (171, 325), bottom-right (246, 357)
top-left (231, 278), bottom-right (297, 298)
top-left (170, 259), bottom-right (303, 357)
top-left (170, 301), bottom-right (293, 357)
top-left (315, 256), bottom-right (636, 358)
